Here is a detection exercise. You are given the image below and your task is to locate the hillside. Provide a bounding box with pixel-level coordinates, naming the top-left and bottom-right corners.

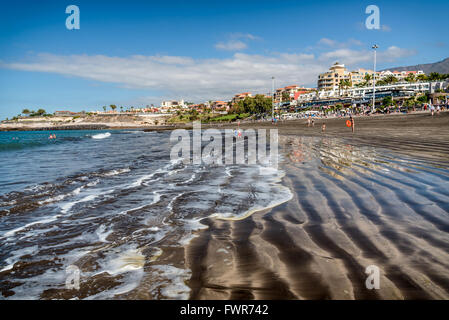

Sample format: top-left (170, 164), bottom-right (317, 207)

top-left (383, 57), bottom-right (449, 74)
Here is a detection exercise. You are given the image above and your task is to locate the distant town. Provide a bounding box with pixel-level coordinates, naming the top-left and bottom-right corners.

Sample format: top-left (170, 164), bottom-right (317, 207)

top-left (3, 62), bottom-right (449, 125)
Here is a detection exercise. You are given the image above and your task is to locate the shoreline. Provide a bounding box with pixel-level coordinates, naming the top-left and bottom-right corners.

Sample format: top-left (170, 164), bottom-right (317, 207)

top-left (1, 110), bottom-right (446, 132)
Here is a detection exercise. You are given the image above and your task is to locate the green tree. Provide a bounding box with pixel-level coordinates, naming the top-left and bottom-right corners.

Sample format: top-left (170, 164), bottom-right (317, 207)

top-left (103, 106), bottom-right (107, 112)
top-left (404, 97), bottom-right (416, 108)
top-left (230, 102), bottom-right (245, 114)
top-left (382, 96), bottom-right (394, 107)
top-left (383, 75), bottom-right (398, 85)
top-left (281, 91), bottom-right (290, 102)
top-left (404, 73), bottom-right (416, 83)
top-left (417, 74), bottom-right (428, 82)
top-left (110, 105), bottom-right (117, 112)
top-left (417, 93), bottom-right (429, 103)
top-left (428, 72), bottom-right (442, 81)
top-left (36, 109), bottom-right (46, 116)
top-left (339, 79), bottom-right (352, 95)
top-left (22, 108), bottom-right (30, 115)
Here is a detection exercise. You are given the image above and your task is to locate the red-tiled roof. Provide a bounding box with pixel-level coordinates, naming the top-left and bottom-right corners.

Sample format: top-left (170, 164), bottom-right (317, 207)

top-left (294, 91), bottom-right (308, 100)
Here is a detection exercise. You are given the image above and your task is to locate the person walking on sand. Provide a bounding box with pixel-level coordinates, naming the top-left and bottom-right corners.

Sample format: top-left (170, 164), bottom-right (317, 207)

top-left (307, 115), bottom-right (311, 127)
top-left (430, 104), bottom-right (435, 116)
top-left (350, 115), bottom-right (355, 133)
top-left (322, 123), bottom-right (326, 133)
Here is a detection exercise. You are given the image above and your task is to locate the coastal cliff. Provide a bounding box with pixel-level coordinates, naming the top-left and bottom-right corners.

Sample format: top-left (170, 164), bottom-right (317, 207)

top-left (0, 113), bottom-right (171, 131)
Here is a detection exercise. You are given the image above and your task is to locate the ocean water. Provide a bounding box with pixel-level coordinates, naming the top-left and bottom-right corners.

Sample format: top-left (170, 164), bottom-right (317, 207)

top-left (0, 130), bottom-right (290, 299)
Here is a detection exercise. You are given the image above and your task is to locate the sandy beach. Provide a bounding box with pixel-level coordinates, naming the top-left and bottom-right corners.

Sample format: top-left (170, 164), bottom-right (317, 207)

top-left (181, 112), bottom-right (449, 300)
top-left (1, 112), bottom-right (448, 300)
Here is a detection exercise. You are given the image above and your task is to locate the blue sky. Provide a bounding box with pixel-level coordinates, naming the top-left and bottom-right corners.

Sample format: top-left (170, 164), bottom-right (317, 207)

top-left (0, 0), bottom-right (448, 119)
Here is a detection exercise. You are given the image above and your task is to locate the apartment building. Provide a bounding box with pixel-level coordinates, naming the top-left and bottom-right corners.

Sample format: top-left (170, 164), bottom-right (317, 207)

top-left (378, 70), bottom-right (425, 81)
top-left (317, 62), bottom-right (356, 91)
top-left (211, 100), bottom-right (229, 111)
top-left (275, 85), bottom-right (315, 102)
top-left (161, 99), bottom-right (186, 109)
top-left (318, 62), bottom-right (426, 90)
top-left (232, 92), bottom-right (252, 104)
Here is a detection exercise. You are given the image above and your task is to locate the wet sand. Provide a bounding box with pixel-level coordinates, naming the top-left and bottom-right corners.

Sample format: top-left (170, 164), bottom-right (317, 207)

top-left (185, 112), bottom-right (449, 300)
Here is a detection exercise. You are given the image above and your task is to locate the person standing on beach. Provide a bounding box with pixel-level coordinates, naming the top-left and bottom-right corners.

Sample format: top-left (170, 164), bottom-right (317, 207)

top-left (322, 123), bottom-right (326, 133)
top-left (350, 115), bottom-right (355, 133)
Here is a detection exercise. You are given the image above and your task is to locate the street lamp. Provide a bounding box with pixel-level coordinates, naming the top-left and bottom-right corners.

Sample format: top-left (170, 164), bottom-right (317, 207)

top-left (271, 76), bottom-right (275, 120)
top-left (372, 44), bottom-right (378, 113)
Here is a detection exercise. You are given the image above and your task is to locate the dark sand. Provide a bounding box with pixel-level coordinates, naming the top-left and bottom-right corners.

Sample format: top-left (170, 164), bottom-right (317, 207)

top-left (185, 112), bottom-right (449, 300)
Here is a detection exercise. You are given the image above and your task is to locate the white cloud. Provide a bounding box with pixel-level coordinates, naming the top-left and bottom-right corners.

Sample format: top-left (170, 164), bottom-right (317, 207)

top-left (318, 38), bottom-right (337, 46)
top-left (214, 32), bottom-right (261, 51)
top-left (215, 40), bottom-right (248, 51)
top-left (0, 44), bottom-right (415, 102)
top-left (381, 25), bottom-right (392, 32)
top-left (317, 38), bottom-right (363, 48)
top-left (230, 33), bottom-right (260, 41)
top-left (319, 46), bottom-right (415, 65)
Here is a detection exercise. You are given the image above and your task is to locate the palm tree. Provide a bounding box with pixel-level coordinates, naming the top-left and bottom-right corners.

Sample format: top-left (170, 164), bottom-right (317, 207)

top-left (364, 74), bottom-right (373, 85)
top-left (339, 79), bottom-right (351, 96)
top-left (282, 91), bottom-right (290, 102)
top-left (103, 106), bottom-right (107, 112)
top-left (110, 105), bottom-right (117, 112)
top-left (405, 73), bottom-right (416, 83)
top-left (383, 75), bottom-right (398, 85)
top-left (358, 81), bottom-right (367, 88)
top-left (428, 72), bottom-right (442, 81)
top-left (417, 74), bottom-right (428, 82)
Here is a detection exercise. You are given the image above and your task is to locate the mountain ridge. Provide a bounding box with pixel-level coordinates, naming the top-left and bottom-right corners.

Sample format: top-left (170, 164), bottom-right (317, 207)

top-left (382, 57), bottom-right (449, 74)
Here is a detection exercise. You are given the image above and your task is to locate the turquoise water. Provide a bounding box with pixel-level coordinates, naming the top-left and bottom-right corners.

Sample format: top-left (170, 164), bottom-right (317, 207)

top-left (0, 130), bottom-right (108, 152)
top-left (0, 129), bottom-right (288, 299)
